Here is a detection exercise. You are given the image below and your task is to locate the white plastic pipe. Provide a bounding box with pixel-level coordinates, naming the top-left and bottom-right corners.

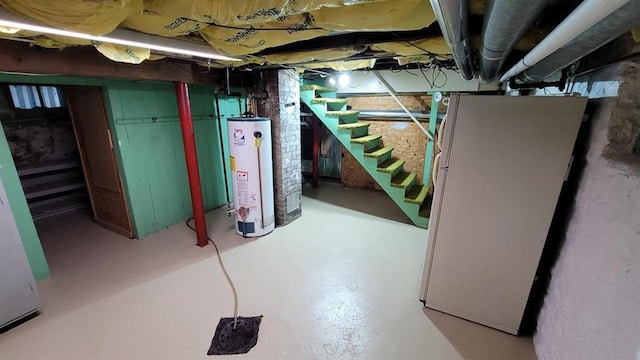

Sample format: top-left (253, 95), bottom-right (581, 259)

top-left (499, 0), bottom-right (631, 82)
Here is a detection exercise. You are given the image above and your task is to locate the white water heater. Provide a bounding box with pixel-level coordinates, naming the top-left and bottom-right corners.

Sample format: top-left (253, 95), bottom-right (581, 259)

top-left (227, 117), bottom-right (275, 237)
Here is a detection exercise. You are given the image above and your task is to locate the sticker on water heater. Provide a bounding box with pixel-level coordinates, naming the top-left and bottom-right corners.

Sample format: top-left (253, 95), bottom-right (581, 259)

top-left (233, 129), bottom-right (245, 146)
top-left (237, 171), bottom-right (248, 181)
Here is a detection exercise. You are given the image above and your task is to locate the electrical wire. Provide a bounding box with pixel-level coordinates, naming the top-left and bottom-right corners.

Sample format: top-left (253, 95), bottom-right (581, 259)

top-left (418, 63), bottom-right (433, 88)
top-left (210, 23), bottom-right (324, 31)
top-left (418, 63), bottom-right (449, 89)
top-left (391, 32), bottom-right (453, 61)
top-left (186, 216), bottom-right (240, 329)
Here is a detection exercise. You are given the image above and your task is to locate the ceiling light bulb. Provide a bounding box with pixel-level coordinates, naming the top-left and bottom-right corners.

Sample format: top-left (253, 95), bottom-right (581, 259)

top-left (329, 77), bottom-right (337, 86)
top-left (338, 73), bottom-right (350, 86)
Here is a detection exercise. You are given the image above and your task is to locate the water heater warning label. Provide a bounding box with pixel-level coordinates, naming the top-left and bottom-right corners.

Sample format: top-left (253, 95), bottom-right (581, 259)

top-left (230, 156), bottom-right (236, 171)
top-left (233, 129), bottom-right (245, 146)
top-left (237, 171), bottom-right (248, 181)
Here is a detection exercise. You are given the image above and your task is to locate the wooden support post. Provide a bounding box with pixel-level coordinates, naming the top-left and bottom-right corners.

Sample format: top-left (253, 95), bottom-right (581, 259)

top-left (312, 116), bottom-right (320, 188)
top-left (175, 82), bottom-right (208, 247)
top-left (424, 95), bottom-right (439, 187)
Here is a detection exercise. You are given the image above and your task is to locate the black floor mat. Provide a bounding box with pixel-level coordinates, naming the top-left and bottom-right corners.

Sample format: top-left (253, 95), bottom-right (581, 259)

top-left (207, 316), bottom-right (263, 355)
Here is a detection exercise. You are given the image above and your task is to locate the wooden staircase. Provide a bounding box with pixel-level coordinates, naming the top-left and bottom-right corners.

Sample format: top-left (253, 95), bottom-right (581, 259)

top-left (301, 84), bottom-right (432, 228)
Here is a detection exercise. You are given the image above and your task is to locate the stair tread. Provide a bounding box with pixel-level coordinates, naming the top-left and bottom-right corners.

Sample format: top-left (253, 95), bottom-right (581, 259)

top-left (326, 110), bottom-right (359, 117)
top-left (338, 122), bottom-right (370, 130)
top-left (310, 98), bottom-right (348, 104)
top-left (350, 134), bottom-right (381, 144)
top-left (364, 146), bottom-right (393, 158)
top-left (301, 84), bottom-right (337, 92)
top-left (391, 172), bottom-right (416, 189)
top-left (405, 184), bottom-right (429, 204)
top-left (378, 158), bottom-right (405, 173)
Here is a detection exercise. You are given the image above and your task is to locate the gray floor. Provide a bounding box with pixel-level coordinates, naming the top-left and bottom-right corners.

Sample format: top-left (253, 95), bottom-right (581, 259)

top-left (0, 182), bottom-right (537, 359)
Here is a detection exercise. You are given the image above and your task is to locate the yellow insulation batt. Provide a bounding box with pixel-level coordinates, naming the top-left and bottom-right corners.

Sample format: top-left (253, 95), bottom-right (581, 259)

top-left (311, 0), bottom-right (435, 31)
top-left (0, 27), bottom-right (40, 38)
top-left (122, 11), bottom-right (208, 37)
top-left (304, 58), bottom-right (376, 71)
top-left (199, 13), bottom-right (329, 56)
top-left (31, 36), bottom-right (79, 49)
top-left (203, 55), bottom-right (267, 69)
top-left (93, 42), bottom-right (150, 64)
top-left (371, 37), bottom-right (450, 56)
top-left (141, 0), bottom-right (394, 26)
top-left (0, 0), bottom-right (142, 35)
top-left (395, 55), bottom-right (437, 66)
top-left (263, 47), bottom-right (363, 65)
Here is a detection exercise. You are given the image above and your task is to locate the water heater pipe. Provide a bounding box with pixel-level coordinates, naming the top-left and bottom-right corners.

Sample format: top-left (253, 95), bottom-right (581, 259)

top-left (253, 131), bottom-right (265, 229)
top-left (176, 82), bottom-right (208, 247)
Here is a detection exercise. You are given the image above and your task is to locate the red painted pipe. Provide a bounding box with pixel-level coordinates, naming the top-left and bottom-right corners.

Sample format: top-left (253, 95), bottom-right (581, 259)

top-left (312, 116), bottom-right (320, 188)
top-left (175, 82), bottom-right (208, 247)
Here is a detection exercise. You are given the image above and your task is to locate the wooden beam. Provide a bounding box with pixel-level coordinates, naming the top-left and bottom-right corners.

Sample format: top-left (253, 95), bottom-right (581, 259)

top-left (0, 40), bottom-right (223, 85)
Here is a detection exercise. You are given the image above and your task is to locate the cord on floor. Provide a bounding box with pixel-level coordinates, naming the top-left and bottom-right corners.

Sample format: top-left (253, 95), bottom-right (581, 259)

top-left (186, 218), bottom-right (239, 329)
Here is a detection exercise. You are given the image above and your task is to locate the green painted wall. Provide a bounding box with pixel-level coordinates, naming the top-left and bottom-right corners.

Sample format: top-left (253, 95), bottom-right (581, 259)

top-left (0, 128), bottom-right (50, 280)
top-left (216, 94), bottom-right (246, 202)
top-left (0, 73), bottom-right (243, 276)
top-left (104, 82), bottom-right (242, 238)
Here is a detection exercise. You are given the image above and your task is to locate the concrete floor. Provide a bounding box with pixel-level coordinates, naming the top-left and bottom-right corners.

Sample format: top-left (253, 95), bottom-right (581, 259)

top-left (0, 182), bottom-right (537, 359)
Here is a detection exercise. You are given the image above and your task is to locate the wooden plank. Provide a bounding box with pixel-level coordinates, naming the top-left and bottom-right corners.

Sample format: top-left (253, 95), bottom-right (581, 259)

top-left (194, 119), bottom-right (211, 211)
top-left (171, 122), bottom-right (191, 217)
top-left (121, 124), bottom-right (157, 237)
top-left (150, 121), bottom-right (180, 226)
top-left (0, 40), bottom-right (222, 85)
top-left (103, 83), bottom-right (235, 237)
top-left (147, 122), bottom-right (176, 230)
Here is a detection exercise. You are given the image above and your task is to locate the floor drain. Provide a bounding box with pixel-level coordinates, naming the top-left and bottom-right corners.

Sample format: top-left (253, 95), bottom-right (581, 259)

top-left (207, 316), bottom-right (263, 355)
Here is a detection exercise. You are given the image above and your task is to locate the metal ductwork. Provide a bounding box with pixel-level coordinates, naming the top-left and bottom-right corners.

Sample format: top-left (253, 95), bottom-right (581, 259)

top-left (479, 0), bottom-right (548, 83)
top-left (429, 0), bottom-right (475, 80)
top-left (500, 0), bottom-right (632, 82)
top-left (519, 0), bottom-right (640, 82)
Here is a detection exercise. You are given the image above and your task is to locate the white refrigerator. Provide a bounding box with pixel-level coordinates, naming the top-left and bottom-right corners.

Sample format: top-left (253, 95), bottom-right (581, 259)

top-left (420, 94), bottom-right (587, 334)
top-left (0, 176), bottom-right (40, 329)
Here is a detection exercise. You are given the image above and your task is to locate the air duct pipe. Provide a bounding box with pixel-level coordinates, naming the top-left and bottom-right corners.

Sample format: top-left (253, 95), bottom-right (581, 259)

top-left (499, 0), bottom-right (632, 82)
top-left (479, 0), bottom-right (548, 83)
top-left (519, 0), bottom-right (640, 82)
top-left (429, 0), bottom-right (475, 80)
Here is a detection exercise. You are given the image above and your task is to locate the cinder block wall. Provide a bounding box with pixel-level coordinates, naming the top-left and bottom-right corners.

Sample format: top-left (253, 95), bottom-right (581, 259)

top-left (257, 69), bottom-right (302, 226)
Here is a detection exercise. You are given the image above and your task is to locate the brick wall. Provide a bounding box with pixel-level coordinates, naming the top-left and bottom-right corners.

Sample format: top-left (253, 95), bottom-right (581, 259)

top-left (257, 69), bottom-right (302, 226)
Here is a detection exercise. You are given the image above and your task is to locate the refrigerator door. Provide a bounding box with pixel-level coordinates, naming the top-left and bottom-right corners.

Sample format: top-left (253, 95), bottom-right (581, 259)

top-left (420, 95), bottom-right (586, 334)
top-left (0, 177), bottom-right (40, 328)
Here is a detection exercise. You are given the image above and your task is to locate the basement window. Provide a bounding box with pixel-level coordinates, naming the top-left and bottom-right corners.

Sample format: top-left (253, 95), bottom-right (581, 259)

top-left (8, 84), bottom-right (65, 109)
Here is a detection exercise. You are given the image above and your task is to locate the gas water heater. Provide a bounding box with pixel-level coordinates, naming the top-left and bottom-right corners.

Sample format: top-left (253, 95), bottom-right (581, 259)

top-left (227, 117), bottom-right (275, 237)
